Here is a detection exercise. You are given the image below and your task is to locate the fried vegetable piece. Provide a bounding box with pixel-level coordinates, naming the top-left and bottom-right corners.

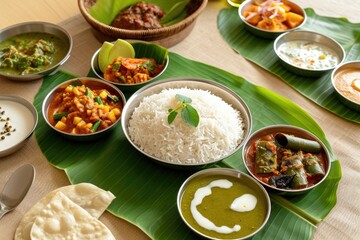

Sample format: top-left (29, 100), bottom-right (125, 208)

top-left (255, 140), bottom-right (277, 173)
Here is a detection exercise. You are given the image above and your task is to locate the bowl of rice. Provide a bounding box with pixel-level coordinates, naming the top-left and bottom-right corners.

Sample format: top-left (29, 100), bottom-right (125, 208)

top-left (121, 78), bottom-right (252, 169)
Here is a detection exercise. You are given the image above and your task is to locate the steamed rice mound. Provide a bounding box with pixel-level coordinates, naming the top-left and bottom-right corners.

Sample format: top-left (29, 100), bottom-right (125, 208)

top-left (128, 88), bottom-right (244, 164)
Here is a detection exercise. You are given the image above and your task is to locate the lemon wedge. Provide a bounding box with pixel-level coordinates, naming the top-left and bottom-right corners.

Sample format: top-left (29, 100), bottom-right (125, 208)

top-left (98, 41), bottom-right (114, 73)
top-left (108, 39), bottom-right (135, 65)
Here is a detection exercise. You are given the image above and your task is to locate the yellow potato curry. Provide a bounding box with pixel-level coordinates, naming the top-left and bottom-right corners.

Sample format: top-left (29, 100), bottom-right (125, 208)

top-left (48, 83), bottom-right (122, 134)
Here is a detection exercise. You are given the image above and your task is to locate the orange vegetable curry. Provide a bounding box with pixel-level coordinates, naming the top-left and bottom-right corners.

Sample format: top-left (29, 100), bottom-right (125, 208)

top-left (47, 83), bottom-right (123, 134)
top-left (104, 57), bottom-right (165, 84)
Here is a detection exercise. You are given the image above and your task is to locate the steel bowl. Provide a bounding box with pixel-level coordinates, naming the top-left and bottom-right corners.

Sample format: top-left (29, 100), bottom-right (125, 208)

top-left (121, 77), bottom-right (252, 169)
top-left (238, 0), bottom-right (306, 39)
top-left (274, 30), bottom-right (345, 77)
top-left (90, 41), bottom-right (169, 92)
top-left (177, 168), bottom-right (271, 239)
top-left (242, 124), bottom-right (331, 195)
top-left (0, 95), bottom-right (38, 158)
top-left (0, 21), bottom-right (72, 81)
top-left (331, 61), bottom-right (360, 112)
top-left (42, 77), bottom-right (126, 141)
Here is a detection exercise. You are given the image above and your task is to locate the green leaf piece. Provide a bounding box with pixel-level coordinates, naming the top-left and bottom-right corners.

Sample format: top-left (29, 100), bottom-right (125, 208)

top-left (132, 42), bottom-right (168, 65)
top-left (181, 105), bottom-right (199, 127)
top-left (176, 94), bottom-right (192, 103)
top-left (217, 7), bottom-right (360, 124)
top-left (168, 111), bottom-right (178, 124)
top-left (35, 50), bottom-right (341, 240)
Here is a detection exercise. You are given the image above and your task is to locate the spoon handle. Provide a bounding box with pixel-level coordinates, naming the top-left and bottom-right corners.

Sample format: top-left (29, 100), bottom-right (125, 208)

top-left (0, 203), bottom-right (9, 219)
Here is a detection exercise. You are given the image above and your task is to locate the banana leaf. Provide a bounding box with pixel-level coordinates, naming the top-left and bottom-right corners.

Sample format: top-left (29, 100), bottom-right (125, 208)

top-left (90, 0), bottom-right (191, 26)
top-left (217, 8), bottom-right (360, 124)
top-left (34, 52), bottom-right (341, 240)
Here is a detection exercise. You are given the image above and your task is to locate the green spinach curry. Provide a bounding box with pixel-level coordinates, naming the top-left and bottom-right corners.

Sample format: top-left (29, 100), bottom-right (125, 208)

top-left (0, 32), bottom-right (66, 75)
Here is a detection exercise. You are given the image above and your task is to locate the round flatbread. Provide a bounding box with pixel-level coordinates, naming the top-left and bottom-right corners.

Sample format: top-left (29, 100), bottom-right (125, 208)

top-left (15, 183), bottom-right (115, 240)
top-left (30, 192), bottom-right (115, 240)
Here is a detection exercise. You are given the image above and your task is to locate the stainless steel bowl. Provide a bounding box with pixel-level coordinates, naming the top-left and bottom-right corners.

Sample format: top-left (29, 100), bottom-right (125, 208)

top-left (177, 168), bottom-right (271, 239)
top-left (242, 124), bottom-right (331, 195)
top-left (90, 41), bottom-right (169, 92)
top-left (238, 0), bottom-right (306, 39)
top-left (0, 95), bottom-right (38, 158)
top-left (331, 61), bottom-right (360, 112)
top-left (42, 77), bottom-right (126, 141)
top-left (121, 78), bottom-right (252, 169)
top-left (274, 30), bottom-right (345, 77)
top-left (0, 21), bottom-right (72, 81)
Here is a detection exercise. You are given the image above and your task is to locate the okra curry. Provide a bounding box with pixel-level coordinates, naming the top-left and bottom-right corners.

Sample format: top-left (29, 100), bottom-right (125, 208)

top-left (47, 81), bottom-right (123, 134)
top-left (244, 131), bottom-right (328, 190)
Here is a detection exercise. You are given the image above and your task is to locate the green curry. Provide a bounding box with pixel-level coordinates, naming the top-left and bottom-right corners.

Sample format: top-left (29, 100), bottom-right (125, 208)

top-left (0, 32), bottom-right (67, 75)
top-left (181, 174), bottom-right (269, 239)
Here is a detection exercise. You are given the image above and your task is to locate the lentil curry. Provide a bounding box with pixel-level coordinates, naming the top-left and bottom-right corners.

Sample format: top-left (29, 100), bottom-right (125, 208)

top-left (47, 82), bottom-right (123, 134)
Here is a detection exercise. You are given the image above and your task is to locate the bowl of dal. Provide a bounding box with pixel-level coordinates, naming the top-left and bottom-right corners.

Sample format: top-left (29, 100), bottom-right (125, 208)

top-left (242, 124), bottom-right (331, 195)
top-left (331, 61), bottom-right (360, 112)
top-left (121, 77), bottom-right (252, 169)
top-left (273, 30), bottom-right (345, 77)
top-left (42, 77), bottom-right (126, 141)
top-left (177, 168), bottom-right (271, 239)
top-left (0, 21), bottom-right (72, 81)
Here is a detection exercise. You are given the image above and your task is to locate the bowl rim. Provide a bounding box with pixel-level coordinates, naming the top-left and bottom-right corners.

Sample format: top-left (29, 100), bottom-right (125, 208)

top-left (78, 0), bottom-right (208, 37)
top-left (0, 95), bottom-right (38, 158)
top-left (0, 21), bottom-right (73, 80)
top-left (121, 77), bottom-right (253, 167)
top-left (177, 167), bottom-right (271, 240)
top-left (273, 30), bottom-right (346, 73)
top-left (331, 60), bottom-right (360, 106)
top-left (238, 0), bottom-right (307, 35)
top-left (241, 124), bottom-right (332, 194)
top-left (41, 77), bottom-right (126, 139)
top-left (90, 40), bottom-right (169, 88)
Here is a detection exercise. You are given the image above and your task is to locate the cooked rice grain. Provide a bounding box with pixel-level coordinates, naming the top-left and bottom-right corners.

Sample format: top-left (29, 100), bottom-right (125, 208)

top-left (128, 88), bottom-right (244, 164)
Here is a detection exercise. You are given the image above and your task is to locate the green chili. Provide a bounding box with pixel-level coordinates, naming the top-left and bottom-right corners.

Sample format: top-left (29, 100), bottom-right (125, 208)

top-left (91, 120), bottom-right (102, 132)
top-left (53, 112), bottom-right (68, 120)
top-left (94, 96), bottom-right (103, 105)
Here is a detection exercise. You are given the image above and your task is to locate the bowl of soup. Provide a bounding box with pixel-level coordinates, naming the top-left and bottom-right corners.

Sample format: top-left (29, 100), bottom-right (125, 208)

top-left (242, 124), bottom-right (331, 195)
top-left (331, 61), bottom-right (360, 112)
top-left (0, 21), bottom-right (72, 81)
top-left (274, 30), bottom-right (345, 77)
top-left (42, 77), bottom-right (125, 141)
top-left (238, 0), bottom-right (306, 39)
top-left (177, 168), bottom-right (271, 239)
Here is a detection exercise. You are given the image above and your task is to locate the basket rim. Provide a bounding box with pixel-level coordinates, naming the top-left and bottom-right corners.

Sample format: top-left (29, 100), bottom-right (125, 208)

top-left (78, 0), bottom-right (208, 36)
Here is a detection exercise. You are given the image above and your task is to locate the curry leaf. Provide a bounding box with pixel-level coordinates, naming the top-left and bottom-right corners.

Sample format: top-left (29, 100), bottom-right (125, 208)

top-left (176, 94), bottom-right (192, 103)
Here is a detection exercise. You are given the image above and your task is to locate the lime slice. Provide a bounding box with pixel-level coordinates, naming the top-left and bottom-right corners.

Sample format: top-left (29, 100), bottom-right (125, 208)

top-left (108, 39), bottom-right (135, 64)
top-left (98, 41), bottom-right (114, 73)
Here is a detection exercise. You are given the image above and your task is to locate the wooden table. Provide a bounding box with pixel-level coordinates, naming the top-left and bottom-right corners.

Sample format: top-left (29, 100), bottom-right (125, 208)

top-left (1, 1), bottom-right (359, 239)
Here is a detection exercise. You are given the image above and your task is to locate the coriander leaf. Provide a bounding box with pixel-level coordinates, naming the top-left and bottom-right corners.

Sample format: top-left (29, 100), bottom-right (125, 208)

top-left (176, 94), bottom-right (192, 103)
top-left (181, 105), bottom-right (199, 127)
top-left (168, 111), bottom-right (178, 124)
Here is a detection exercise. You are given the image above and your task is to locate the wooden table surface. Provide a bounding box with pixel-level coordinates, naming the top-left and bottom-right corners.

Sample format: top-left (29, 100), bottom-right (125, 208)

top-left (1, 0), bottom-right (359, 239)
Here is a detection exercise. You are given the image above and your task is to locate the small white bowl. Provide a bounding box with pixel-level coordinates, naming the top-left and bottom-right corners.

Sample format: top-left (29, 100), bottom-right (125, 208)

top-left (0, 95), bottom-right (38, 158)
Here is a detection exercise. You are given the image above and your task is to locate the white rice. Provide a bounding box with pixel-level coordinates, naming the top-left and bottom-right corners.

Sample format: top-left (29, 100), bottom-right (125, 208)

top-left (128, 88), bottom-right (244, 164)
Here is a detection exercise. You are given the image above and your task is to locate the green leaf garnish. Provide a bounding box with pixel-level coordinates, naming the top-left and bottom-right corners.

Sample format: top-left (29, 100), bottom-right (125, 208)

top-left (167, 94), bottom-right (199, 127)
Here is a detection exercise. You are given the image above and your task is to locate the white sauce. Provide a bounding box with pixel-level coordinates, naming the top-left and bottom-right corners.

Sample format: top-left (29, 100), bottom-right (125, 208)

top-left (278, 40), bottom-right (339, 70)
top-left (0, 100), bottom-right (35, 151)
top-left (190, 179), bottom-right (258, 234)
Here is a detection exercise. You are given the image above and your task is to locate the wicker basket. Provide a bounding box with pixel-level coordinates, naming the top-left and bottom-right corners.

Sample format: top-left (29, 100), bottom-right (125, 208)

top-left (78, 0), bottom-right (208, 47)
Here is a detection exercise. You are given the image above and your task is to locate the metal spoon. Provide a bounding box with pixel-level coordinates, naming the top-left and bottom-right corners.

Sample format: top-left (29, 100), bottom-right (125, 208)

top-left (0, 164), bottom-right (35, 219)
